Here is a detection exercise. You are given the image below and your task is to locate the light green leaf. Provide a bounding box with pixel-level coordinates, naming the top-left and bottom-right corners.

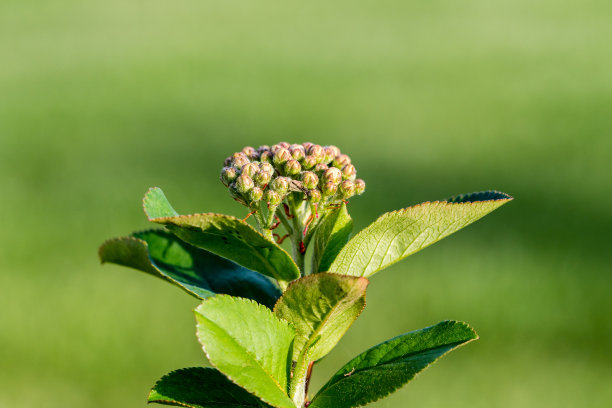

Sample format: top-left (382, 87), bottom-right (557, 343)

top-left (312, 204), bottom-right (353, 273)
top-left (99, 229), bottom-right (281, 308)
top-left (309, 321), bottom-right (478, 408)
top-left (329, 190), bottom-right (513, 277)
top-left (274, 273), bottom-right (368, 406)
top-left (274, 273), bottom-right (368, 362)
top-left (148, 367), bottom-right (272, 407)
top-left (194, 295), bottom-right (296, 408)
top-left (143, 187), bottom-right (300, 282)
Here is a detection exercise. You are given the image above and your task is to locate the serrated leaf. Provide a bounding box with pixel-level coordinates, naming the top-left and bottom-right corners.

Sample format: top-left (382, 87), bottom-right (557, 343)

top-left (312, 204), bottom-right (353, 273)
top-left (274, 273), bottom-right (368, 363)
top-left (195, 295), bottom-right (296, 408)
top-left (274, 273), bottom-right (368, 406)
top-left (99, 229), bottom-right (281, 308)
top-left (329, 190), bottom-right (513, 277)
top-left (143, 187), bottom-right (300, 282)
top-left (148, 367), bottom-right (272, 407)
top-left (309, 321), bottom-right (478, 408)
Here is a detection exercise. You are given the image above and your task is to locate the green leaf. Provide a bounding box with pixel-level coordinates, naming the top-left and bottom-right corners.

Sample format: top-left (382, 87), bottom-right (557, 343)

top-left (143, 187), bottom-right (300, 282)
top-left (312, 203), bottom-right (353, 273)
top-left (148, 367), bottom-right (272, 407)
top-left (195, 295), bottom-right (296, 408)
top-left (274, 273), bottom-right (368, 363)
top-left (99, 229), bottom-right (281, 309)
top-left (309, 321), bottom-right (478, 408)
top-left (329, 190), bottom-right (513, 277)
top-left (274, 273), bottom-right (368, 406)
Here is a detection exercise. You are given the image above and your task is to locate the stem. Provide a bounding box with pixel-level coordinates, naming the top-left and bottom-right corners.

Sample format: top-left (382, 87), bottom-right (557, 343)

top-left (289, 357), bottom-right (310, 407)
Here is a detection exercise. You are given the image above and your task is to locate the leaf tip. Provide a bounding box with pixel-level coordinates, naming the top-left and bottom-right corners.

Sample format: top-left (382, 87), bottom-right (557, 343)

top-left (142, 187), bottom-right (179, 220)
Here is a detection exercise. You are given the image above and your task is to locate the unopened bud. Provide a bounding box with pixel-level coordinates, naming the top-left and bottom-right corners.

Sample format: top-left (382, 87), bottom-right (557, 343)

top-left (314, 163), bottom-right (328, 175)
top-left (279, 142), bottom-right (290, 149)
top-left (323, 167), bottom-right (342, 184)
top-left (301, 171), bottom-right (319, 190)
top-left (301, 155), bottom-right (317, 170)
top-left (229, 184), bottom-right (247, 205)
top-left (242, 146), bottom-right (257, 160)
top-left (241, 162), bottom-right (260, 178)
top-left (273, 148), bottom-right (291, 167)
top-left (332, 154), bottom-right (351, 169)
top-left (284, 159), bottom-right (302, 176)
top-left (224, 156), bottom-right (233, 166)
top-left (324, 145), bottom-right (340, 163)
top-left (235, 174), bottom-right (254, 194)
top-left (339, 180), bottom-right (355, 199)
top-left (259, 151), bottom-right (273, 163)
top-left (254, 170), bottom-right (272, 187)
top-left (354, 178), bottom-right (366, 195)
top-left (341, 164), bottom-right (356, 181)
top-left (257, 145), bottom-right (270, 154)
top-left (308, 189), bottom-right (322, 203)
top-left (220, 166), bottom-right (238, 185)
top-left (290, 145), bottom-right (305, 161)
top-left (270, 176), bottom-right (290, 196)
top-left (321, 181), bottom-right (338, 196)
top-left (232, 152), bottom-right (250, 169)
top-left (259, 162), bottom-right (274, 175)
top-left (248, 187), bottom-right (263, 204)
top-left (302, 142), bottom-right (314, 151)
top-left (308, 144), bottom-right (324, 163)
top-left (264, 190), bottom-right (282, 206)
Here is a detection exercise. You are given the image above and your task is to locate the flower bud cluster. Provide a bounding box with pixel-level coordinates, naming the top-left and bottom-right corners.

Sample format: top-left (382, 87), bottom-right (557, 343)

top-left (221, 142), bottom-right (365, 209)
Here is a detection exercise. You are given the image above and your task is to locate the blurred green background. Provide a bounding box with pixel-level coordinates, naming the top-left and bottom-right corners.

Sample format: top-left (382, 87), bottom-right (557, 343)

top-left (1, 0), bottom-right (611, 407)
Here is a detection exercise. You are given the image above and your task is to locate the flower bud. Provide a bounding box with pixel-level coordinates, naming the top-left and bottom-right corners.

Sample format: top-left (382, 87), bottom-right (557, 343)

top-left (354, 178), bottom-right (366, 195)
top-left (301, 155), bottom-right (317, 170)
top-left (241, 162), bottom-right (260, 178)
top-left (308, 188), bottom-right (322, 203)
top-left (279, 141), bottom-right (290, 149)
top-left (264, 190), bottom-right (282, 206)
top-left (259, 162), bottom-right (274, 175)
top-left (332, 154), bottom-right (351, 169)
top-left (284, 159), bottom-right (302, 176)
top-left (259, 151), bottom-right (273, 163)
top-left (270, 176), bottom-right (290, 196)
top-left (232, 152), bottom-right (250, 169)
top-left (273, 148), bottom-right (291, 167)
top-left (224, 156), bottom-right (233, 166)
top-left (257, 145), bottom-right (270, 154)
top-left (248, 186), bottom-right (263, 204)
top-left (314, 163), bottom-right (328, 175)
top-left (324, 145), bottom-right (340, 163)
top-left (341, 164), bottom-right (356, 181)
top-left (220, 166), bottom-right (238, 185)
top-left (321, 181), bottom-right (338, 197)
top-left (301, 171), bottom-right (319, 190)
top-left (308, 144), bottom-right (324, 163)
top-left (302, 142), bottom-right (314, 151)
top-left (254, 170), bottom-right (272, 187)
top-left (339, 180), bottom-right (355, 199)
top-left (323, 167), bottom-right (342, 184)
top-left (290, 145), bottom-right (305, 161)
top-left (229, 184), bottom-right (247, 205)
top-left (235, 174), bottom-right (254, 194)
top-left (242, 146), bottom-right (258, 160)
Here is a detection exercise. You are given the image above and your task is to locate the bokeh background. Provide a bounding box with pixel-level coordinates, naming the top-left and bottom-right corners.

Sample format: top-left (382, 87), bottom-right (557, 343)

top-left (1, 0), bottom-right (611, 407)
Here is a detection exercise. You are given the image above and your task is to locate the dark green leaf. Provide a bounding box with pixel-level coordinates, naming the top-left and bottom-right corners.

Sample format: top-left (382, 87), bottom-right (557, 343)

top-left (329, 191), bottom-right (513, 277)
top-left (312, 204), bottom-right (353, 273)
top-left (99, 229), bottom-right (281, 308)
top-left (143, 187), bottom-right (300, 282)
top-left (309, 321), bottom-right (478, 408)
top-left (195, 295), bottom-right (296, 408)
top-left (148, 367), bottom-right (272, 407)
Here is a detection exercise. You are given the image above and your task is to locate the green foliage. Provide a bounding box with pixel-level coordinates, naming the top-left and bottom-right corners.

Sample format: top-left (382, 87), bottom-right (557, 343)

top-left (148, 367), bottom-right (272, 408)
top-left (329, 191), bottom-right (513, 277)
top-left (100, 160), bottom-right (510, 407)
top-left (194, 295), bottom-right (296, 408)
top-left (308, 321), bottom-right (478, 408)
top-left (312, 203), bottom-right (353, 273)
top-left (144, 187), bottom-right (300, 282)
top-left (99, 229), bottom-right (280, 308)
